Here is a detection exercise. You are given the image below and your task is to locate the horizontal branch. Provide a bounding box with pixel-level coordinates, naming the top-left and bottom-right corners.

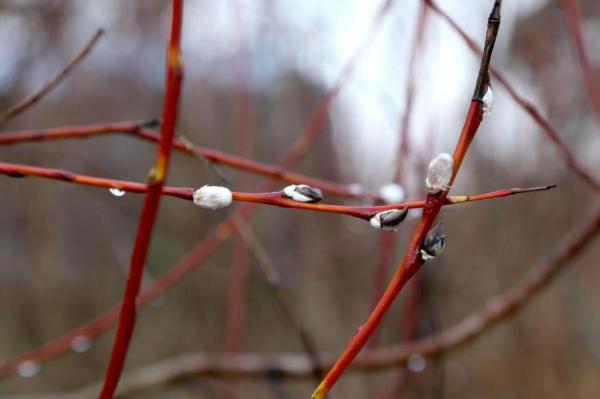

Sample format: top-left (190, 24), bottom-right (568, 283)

top-left (0, 121), bottom-right (380, 201)
top-left (67, 206), bottom-right (600, 397)
top-left (0, 160), bottom-right (555, 221)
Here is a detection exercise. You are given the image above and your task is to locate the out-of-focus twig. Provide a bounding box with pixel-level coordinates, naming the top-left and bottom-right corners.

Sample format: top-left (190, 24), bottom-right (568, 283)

top-left (0, 29), bottom-right (104, 127)
top-left (66, 205), bottom-right (600, 397)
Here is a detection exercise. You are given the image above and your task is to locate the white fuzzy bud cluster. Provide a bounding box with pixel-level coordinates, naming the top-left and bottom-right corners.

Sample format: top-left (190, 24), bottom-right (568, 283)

top-left (369, 208), bottom-right (408, 231)
top-left (192, 185), bottom-right (233, 209)
top-left (420, 222), bottom-right (446, 261)
top-left (282, 184), bottom-right (323, 203)
top-left (378, 183), bottom-right (406, 204)
top-left (425, 153), bottom-right (453, 195)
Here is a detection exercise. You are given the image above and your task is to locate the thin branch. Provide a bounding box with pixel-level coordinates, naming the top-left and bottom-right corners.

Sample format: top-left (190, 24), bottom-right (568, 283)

top-left (561, 0), bottom-right (600, 129)
top-left (98, 2), bottom-right (183, 397)
top-left (0, 0), bottom-right (409, 379)
top-left (0, 122), bottom-right (380, 201)
top-left (310, 3), bottom-right (502, 397)
top-left (0, 29), bottom-right (104, 127)
top-left (425, 0), bottom-right (600, 192)
top-left (0, 159), bottom-right (554, 220)
top-left (65, 206), bottom-right (600, 398)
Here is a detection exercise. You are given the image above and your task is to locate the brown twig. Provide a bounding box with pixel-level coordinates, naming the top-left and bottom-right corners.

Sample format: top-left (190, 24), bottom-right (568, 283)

top-left (0, 29), bottom-right (104, 127)
top-left (561, 0), bottom-right (600, 129)
top-left (65, 205), bottom-right (600, 398)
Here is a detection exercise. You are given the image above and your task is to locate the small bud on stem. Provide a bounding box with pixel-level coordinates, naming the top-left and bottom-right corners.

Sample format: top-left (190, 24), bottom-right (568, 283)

top-left (425, 153), bottom-right (454, 195)
top-left (193, 185), bottom-right (233, 209)
top-left (420, 222), bottom-right (446, 261)
top-left (282, 184), bottom-right (323, 203)
top-left (369, 208), bottom-right (408, 231)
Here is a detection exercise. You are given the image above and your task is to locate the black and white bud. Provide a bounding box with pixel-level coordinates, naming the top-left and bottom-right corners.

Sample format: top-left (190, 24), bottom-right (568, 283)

top-left (425, 153), bottom-right (453, 195)
top-left (420, 222), bottom-right (446, 261)
top-left (282, 184), bottom-right (323, 203)
top-left (369, 208), bottom-right (408, 231)
top-left (193, 185), bottom-right (233, 209)
top-left (482, 85), bottom-right (493, 117)
top-left (378, 183), bottom-right (406, 204)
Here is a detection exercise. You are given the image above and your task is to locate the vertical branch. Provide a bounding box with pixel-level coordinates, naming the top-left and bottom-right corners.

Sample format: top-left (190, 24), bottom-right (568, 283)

top-left (310, 2), bottom-right (502, 398)
top-left (98, 1), bottom-right (184, 398)
top-left (561, 0), bottom-right (600, 129)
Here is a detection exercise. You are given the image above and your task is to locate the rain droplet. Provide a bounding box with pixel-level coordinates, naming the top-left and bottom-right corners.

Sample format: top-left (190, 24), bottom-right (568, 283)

top-left (17, 360), bottom-right (40, 378)
top-left (109, 188), bottom-right (126, 197)
top-left (407, 354), bottom-right (427, 373)
top-left (70, 335), bottom-right (92, 353)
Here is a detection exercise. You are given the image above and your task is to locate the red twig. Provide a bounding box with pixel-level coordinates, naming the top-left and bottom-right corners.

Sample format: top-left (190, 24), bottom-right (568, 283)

top-left (0, 0), bottom-right (413, 379)
top-left (0, 122), bottom-right (380, 201)
top-left (0, 159), bottom-right (554, 219)
top-left (67, 206), bottom-right (600, 397)
top-left (98, 2), bottom-right (183, 397)
top-left (425, 0), bottom-right (600, 192)
top-left (561, 0), bottom-right (600, 129)
top-left (0, 29), bottom-right (104, 127)
top-left (310, 2), bottom-right (502, 397)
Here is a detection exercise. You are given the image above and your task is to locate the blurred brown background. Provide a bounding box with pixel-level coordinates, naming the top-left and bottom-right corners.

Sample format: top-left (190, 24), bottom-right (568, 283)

top-left (0, 0), bottom-right (599, 398)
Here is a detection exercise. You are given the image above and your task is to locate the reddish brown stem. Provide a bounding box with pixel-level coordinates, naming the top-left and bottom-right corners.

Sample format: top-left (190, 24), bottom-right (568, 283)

top-left (425, 0), bottom-right (600, 192)
top-left (98, 2), bottom-right (183, 397)
top-left (67, 207), bottom-right (600, 397)
top-left (0, 123), bottom-right (380, 201)
top-left (561, 0), bottom-right (600, 129)
top-left (0, 29), bottom-right (104, 127)
top-left (0, 159), bottom-right (554, 219)
top-left (310, 2), bottom-right (501, 397)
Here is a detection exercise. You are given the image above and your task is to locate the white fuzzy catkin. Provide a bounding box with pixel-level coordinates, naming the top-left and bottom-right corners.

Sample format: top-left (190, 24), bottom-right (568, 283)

top-left (425, 153), bottom-right (453, 194)
top-left (378, 183), bottom-right (406, 204)
top-left (193, 185), bottom-right (232, 209)
top-left (282, 184), bottom-right (322, 203)
top-left (482, 85), bottom-right (493, 117)
top-left (369, 208), bottom-right (408, 231)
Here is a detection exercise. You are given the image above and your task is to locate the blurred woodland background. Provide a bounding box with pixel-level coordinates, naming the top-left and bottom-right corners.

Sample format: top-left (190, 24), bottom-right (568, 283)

top-left (0, 0), bottom-right (599, 398)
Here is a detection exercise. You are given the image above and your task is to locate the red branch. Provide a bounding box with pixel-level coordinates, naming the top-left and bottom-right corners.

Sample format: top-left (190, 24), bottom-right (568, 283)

top-left (310, 2), bottom-right (501, 397)
top-left (561, 0), bottom-right (600, 129)
top-left (0, 123), bottom-right (380, 201)
top-left (425, 0), bottom-right (600, 192)
top-left (0, 159), bottom-right (553, 219)
top-left (98, 2), bottom-right (184, 397)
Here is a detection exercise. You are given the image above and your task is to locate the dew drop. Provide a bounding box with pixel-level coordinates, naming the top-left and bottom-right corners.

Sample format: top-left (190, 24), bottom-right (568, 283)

top-left (70, 335), bottom-right (92, 353)
top-left (109, 188), bottom-right (126, 197)
top-left (407, 354), bottom-right (427, 373)
top-left (17, 360), bottom-right (40, 378)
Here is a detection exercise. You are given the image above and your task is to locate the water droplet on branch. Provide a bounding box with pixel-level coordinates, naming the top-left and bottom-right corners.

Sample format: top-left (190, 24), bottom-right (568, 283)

top-left (70, 335), bottom-right (92, 353)
top-left (109, 188), bottom-right (126, 197)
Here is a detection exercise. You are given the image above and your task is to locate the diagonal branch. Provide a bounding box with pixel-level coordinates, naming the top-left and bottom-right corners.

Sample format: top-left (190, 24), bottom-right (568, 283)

top-left (66, 206), bottom-right (600, 398)
top-left (310, 2), bottom-right (502, 397)
top-left (425, 0), bottom-right (600, 192)
top-left (0, 29), bottom-right (104, 127)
